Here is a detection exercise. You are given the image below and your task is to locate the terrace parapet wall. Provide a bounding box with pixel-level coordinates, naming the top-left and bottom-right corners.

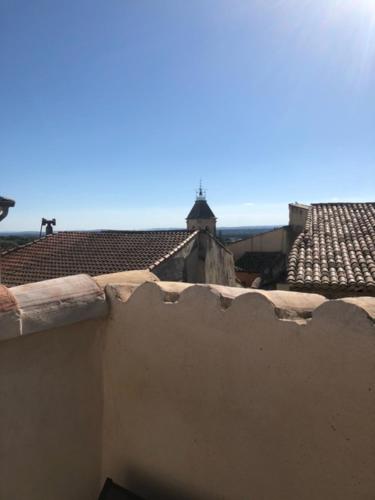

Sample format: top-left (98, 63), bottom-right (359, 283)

top-left (1, 272), bottom-right (375, 500)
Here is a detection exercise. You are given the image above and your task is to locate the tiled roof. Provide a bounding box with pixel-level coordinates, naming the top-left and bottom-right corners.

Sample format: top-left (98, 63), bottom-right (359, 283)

top-left (0, 230), bottom-right (197, 287)
top-left (186, 199), bottom-right (216, 220)
top-left (287, 203), bottom-right (375, 291)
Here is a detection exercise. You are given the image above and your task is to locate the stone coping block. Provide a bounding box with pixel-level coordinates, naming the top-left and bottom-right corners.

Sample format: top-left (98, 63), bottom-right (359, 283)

top-left (94, 270), bottom-right (159, 289)
top-left (0, 285), bottom-right (21, 341)
top-left (12, 274), bottom-right (108, 336)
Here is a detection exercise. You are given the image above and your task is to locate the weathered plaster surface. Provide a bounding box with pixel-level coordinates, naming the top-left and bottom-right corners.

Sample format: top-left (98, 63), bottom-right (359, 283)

top-left (0, 285), bottom-right (20, 340)
top-left (228, 226), bottom-right (289, 260)
top-left (0, 273), bottom-right (375, 499)
top-left (199, 232), bottom-right (237, 286)
top-left (154, 233), bottom-right (237, 286)
top-left (12, 274), bottom-right (108, 336)
top-left (102, 281), bottom-right (375, 500)
top-left (95, 269), bottom-right (159, 288)
top-left (289, 203), bottom-right (309, 230)
top-left (0, 319), bottom-right (104, 500)
top-left (187, 217), bottom-right (216, 234)
top-left (153, 238), bottom-right (197, 282)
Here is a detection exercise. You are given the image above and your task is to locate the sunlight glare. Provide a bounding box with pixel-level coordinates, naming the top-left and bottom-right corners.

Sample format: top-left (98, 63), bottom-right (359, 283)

top-left (325, 0), bottom-right (375, 17)
top-left (359, 0), bottom-right (375, 13)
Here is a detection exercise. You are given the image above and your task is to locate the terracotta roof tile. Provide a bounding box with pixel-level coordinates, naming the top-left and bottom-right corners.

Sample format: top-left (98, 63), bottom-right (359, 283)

top-left (0, 230), bottom-right (197, 287)
top-left (287, 203), bottom-right (375, 291)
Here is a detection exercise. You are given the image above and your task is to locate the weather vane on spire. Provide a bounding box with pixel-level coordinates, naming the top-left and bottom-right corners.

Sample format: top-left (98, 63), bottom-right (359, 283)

top-left (196, 179), bottom-right (206, 200)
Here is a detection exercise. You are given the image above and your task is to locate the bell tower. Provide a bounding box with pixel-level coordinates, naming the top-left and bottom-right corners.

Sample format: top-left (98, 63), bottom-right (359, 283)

top-left (186, 183), bottom-right (217, 235)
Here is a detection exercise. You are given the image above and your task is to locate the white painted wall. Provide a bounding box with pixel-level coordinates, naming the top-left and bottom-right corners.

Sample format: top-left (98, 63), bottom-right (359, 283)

top-left (1, 275), bottom-right (375, 500)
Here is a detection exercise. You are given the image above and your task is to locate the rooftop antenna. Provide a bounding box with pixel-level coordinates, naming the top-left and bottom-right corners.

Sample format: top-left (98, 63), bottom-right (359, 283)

top-left (40, 218), bottom-right (56, 237)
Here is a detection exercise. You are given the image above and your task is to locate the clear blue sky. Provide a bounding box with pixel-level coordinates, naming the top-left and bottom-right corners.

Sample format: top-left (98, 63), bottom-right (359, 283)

top-left (1, 0), bottom-right (374, 230)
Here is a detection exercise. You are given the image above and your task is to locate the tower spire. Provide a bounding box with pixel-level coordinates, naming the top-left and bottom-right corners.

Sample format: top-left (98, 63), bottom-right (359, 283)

top-left (196, 180), bottom-right (206, 200)
top-left (186, 183), bottom-right (217, 235)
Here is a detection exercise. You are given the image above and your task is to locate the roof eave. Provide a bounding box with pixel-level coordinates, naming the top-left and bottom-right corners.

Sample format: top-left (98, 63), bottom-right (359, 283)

top-left (148, 230), bottom-right (199, 271)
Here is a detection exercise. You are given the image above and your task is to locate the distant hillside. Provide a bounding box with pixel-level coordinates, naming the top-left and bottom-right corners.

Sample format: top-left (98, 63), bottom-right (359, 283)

top-left (0, 231), bottom-right (40, 238)
top-left (0, 234), bottom-right (38, 252)
top-left (0, 226), bottom-right (278, 252)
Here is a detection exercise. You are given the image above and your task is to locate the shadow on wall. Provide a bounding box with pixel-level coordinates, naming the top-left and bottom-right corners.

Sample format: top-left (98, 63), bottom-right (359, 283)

top-left (123, 467), bottom-right (213, 500)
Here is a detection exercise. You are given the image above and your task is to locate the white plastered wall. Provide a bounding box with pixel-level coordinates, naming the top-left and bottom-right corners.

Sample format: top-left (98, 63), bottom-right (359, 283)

top-left (1, 274), bottom-right (375, 500)
top-left (228, 227), bottom-right (289, 260)
top-left (101, 282), bottom-right (375, 500)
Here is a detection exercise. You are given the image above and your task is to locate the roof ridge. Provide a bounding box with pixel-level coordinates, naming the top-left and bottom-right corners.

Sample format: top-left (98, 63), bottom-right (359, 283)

top-left (311, 202), bottom-right (375, 206)
top-left (56, 229), bottom-right (192, 234)
top-left (206, 230), bottom-right (233, 255)
top-left (99, 229), bottom-right (192, 234)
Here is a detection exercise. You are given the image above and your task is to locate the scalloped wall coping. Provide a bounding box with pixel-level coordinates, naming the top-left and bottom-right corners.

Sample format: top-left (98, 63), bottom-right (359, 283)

top-left (94, 270), bottom-right (159, 288)
top-left (109, 281), bottom-right (329, 322)
top-left (2, 273), bottom-right (375, 499)
top-left (105, 280), bottom-right (375, 327)
top-left (1, 273), bottom-right (375, 340)
top-left (102, 279), bottom-right (375, 499)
